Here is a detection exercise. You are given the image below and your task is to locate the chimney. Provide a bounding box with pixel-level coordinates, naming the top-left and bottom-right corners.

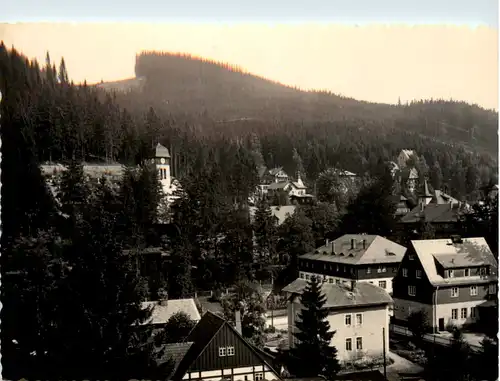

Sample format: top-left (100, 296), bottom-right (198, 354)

top-left (331, 241), bottom-right (335, 254)
top-left (326, 238), bottom-right (330, 247)
top-left (235, 310), bottom-right (242, 335)
top-left (158, 289), bottom-right (168, 306)
top-left (362, 239), bottom-right (366, 250)
top-left (351, 239), bottom-right (356, 250)
top-left (350, 280), bottom-right (356, 291)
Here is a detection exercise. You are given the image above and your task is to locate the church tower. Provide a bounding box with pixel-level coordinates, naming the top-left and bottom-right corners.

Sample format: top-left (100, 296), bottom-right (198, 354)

top-left (154, 143), bottom-right (171, 193)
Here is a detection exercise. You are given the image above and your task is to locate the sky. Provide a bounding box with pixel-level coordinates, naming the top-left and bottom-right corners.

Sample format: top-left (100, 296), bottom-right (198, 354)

top-left (0, 0), bottom-right (498, 109)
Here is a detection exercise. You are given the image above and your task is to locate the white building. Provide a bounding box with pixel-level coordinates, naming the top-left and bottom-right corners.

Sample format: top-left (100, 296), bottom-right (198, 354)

top-left (283, 279), bottom-right (393, 365)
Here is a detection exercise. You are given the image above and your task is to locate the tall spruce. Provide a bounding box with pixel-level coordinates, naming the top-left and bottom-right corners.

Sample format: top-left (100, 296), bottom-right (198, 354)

top-left (253, 198), bottom-right (279, 265)
top-left (290, 276), bottom-right (340, 378)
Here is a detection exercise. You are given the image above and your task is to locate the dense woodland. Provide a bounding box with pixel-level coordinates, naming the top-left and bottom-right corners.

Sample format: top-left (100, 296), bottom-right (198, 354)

top-left (1, 43), bottom-right (498, 380)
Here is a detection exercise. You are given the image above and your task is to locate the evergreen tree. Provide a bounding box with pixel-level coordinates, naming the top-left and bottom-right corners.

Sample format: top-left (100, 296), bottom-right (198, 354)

top-left (340, 168), bottom-right (396, 236)
top-left (253, 198), bottom-right (279, 265)
top-left (289, 276), bottom-right (340, 378)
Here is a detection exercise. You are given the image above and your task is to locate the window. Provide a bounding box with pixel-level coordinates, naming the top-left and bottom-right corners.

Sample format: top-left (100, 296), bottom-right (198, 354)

top-left (226, 346), bottom-right (235, 356)
top-left (345, 314), bottom-right (352, 326)
top-left (356, 313), bottom-right (363, 325)
top-left (219, 347), bottom-right (227, 357)
top-left (336, 265), bottom-right (340, 272)
top-left (471, 307), bottom-right (477, 318)
top-left (382, 266), bottom-right (387, 273)
top-left (470, 286), bottom-right (478, 296)
top-left (300, 273), bottom-right (304, 279)
top-left (461, 308), bottom-right (467, 319)
top-left (416, 270), bottom-right (422, 279)
top-left (451, 287), bottom-right (459, 298)
top-left (409, 254), bottom-right (415, 261)
top-left (356, 337), bottom-right (363, 350)
top-left (402, 268), bottom-right (408, 277)
top-left (306, 274), bottom-right (310, 280)
top-left (451, 309), bottom-right (458, 320)
top-left (336, 279), bottom-right (341, 285)
top-left (408, 285), bottom-right (416, 296)
top-left (329, 278), bottom-right (334, 283)
top-left (379, 281), bottom-right (387, 289)
top-left (447, 270), bottom-right (454, 278)
top-left (480, 267), bottom-right (487, 276)
top-left (465, 268), bottom-right (470, 277)
top-left (255, 373), bottom-right (264, 381)
top-left (489, 284), bottom-right (497, 295)
top-left (366, 267), bottom-right (371, 274)
top-left (345, 338), bottom-right (352, 351)
top-left (378, 266), bottom-right (387, 273)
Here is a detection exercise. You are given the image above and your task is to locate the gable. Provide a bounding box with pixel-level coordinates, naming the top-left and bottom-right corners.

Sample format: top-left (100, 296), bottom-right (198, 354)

top-left (394, 246), bottom-right (432, 286)
top-left (189, 323), bottom-right (270, 373)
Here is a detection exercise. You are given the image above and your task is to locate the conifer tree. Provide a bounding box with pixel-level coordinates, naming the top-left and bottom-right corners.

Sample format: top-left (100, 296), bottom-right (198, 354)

top-left (290, 276), bottom-right (340, 378)
top-left (253, 197), bottom-right (278, 265)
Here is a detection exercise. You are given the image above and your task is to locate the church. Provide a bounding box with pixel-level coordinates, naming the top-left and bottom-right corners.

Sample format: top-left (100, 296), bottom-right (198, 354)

top-left (40, 143), bottom-right (181, 204)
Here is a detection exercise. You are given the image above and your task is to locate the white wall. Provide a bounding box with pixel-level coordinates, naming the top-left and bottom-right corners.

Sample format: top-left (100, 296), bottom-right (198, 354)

top-left (183, 365), bottom-right (279, 381)
top-left (393, 298), bottom-right (483, 330)
top-left (289, 300), bottom-right (390, 363)
top-left (299, 271), bottom-right (395, 294)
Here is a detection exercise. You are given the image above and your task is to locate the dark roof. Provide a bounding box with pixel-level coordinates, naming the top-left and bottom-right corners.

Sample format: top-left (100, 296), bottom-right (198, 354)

top-left (400, 203), bottom-right (465, 224)
top-left (268, 181), bottom-right (289, 190)
top-left (282, 279), bottom-right (393, 309)
top-left (172, 311), bottom-right (225, 379)
top-left (269, 167), bottom-right (285, 176)
top-left (159, 342), bottom-right (193, 375)
top-left (172, 311), bottom-right (281, 380)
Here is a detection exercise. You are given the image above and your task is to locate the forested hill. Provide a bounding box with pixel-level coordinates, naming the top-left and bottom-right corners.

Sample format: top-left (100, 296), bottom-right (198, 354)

top-left (98, 51), bottom-right (499, 157)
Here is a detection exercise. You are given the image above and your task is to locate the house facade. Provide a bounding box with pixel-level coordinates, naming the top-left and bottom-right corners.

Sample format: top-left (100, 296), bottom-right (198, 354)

top-left (283, 279), bottom-right (393, 365)
top-left (392, 236), bottom-right (498, 331)
top-left (172, 311), bottom-right (281, 381)
top-left (298, 235), bottom-right (407, 294)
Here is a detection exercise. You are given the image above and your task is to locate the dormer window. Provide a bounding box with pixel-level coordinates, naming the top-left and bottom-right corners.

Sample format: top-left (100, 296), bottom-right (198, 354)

top-left (480, 267), bottom-right (487, 276)
top-left (409, 254), bottom-right (415, 261)
top-left (464, 269), bottom-right (470, 277)
top-left (447, 270), bottom-right (454, 278)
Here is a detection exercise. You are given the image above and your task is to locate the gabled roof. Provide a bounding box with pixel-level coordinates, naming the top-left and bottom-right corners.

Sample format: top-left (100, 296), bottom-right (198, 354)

top-left (400, 203), bottom-right (465, 224)
top-left (283, 279), bottom-right (393, 309)
top-left (172, 311), bottom-right (281, 380)
top-left (300, 234), bottom-right (406, 265)
top-left (156, 143), bottom-right (171, 158)
top-left (269, 167), bottom-right (286, 176)
top-left (399, 149), bottom-right (415, 159)
top-left (411, 237), bottom-right (498, 286)
top-left (433, 190), bottom-right (460, 205)
top-left (268, 181), bottom-right (290, 190)
top-left (141, 298), bottom-right (201, 325)
top-left (159, 342), bottom-right (193, 376)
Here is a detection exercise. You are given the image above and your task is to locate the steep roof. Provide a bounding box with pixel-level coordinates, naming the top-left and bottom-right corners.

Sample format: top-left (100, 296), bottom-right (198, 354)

top-left (300, 234), bottom-right (406, 265)
top-left (433, 190), bottom-right (460, 205)
top-left (269, 167), bottom-right (286, 176)
top-left (283, 279), bottom-right (393, 309)
top-left (173, 311), bottom-right (281, 380)
top-left (411, 237), bottom-right (498, 286)
top-left (400, 203), bottom-right (466, 224)
top-left (268, 181), bottom-right (290, 190)
top-left (158, 342), bottom-right (193, 375)
top-left (156, 143), bottom-right (171, 158)
top-left (400, 149), bottom-right (415, 159)
top-left (141, 298), bottom-right (201, 325)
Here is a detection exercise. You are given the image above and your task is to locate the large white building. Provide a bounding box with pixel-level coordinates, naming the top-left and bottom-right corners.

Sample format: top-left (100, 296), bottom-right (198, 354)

top-left (283, 279), bottom-right (393, 365)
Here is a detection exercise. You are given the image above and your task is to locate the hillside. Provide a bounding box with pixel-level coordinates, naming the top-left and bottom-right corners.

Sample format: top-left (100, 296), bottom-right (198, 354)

top-left (96, 52), bottom-right (499, 157)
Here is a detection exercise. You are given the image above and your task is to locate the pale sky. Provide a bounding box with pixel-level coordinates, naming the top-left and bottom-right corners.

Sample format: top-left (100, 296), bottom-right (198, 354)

top-left (0, 23), bottom-right (498, 109)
